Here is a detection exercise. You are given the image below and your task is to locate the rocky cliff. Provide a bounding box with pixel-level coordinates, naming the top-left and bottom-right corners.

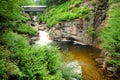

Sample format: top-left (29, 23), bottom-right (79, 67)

top-left (49, 0), bottom-right (108, 47)
top-left (49, 19), bottom-right (93, 45)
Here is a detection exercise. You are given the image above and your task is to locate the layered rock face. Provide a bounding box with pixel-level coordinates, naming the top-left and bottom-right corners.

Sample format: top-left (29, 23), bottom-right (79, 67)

top-left (49, 0), bottom-right (108, 46)
top-left (49, 19), bottom-right (92, 45)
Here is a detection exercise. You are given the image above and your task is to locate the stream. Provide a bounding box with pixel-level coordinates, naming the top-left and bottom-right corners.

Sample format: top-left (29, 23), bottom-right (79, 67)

top-left (34, 30), bottom-right (107, 80)
top-left (57, 42), bottom-right (105, 80)
top-left (32, 16), bottom-right (112, 80)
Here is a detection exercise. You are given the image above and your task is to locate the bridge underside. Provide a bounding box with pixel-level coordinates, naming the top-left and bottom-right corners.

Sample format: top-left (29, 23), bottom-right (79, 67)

top-left (22, 6), bottom-right (47, 12)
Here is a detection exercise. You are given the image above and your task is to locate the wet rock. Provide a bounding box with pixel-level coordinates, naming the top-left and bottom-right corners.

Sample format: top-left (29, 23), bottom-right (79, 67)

top-left (65, 61), bottom-right (82, 74)
top-left (30, 22), bottom-right (36, 26)
top-left (39, 24), bottom-right (49, 31)
top-left (38, 26), bottom-right (45, 30)
top-left (98, 64), bottom-right (104, 68)
top-left (29, 32), bottom-right (39, 44)
top-left (107, 67), bottom-right (116, 73)
top-left (95, 58), bottom-right (104, 65)
top-left (31, 37), bottom-right (39, 41)
top-left (64, 61), bottom-right (82, 80)
top-left (106, 67), bottom-right (118, 80)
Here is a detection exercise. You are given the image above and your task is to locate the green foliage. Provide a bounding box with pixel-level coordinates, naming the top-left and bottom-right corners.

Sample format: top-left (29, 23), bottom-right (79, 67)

top-left (0, 59), bottom-right (6, 77)
top-left (91, 1), bottom-right (96, 6)
top-left (109, 0), bottom-right (120, 4)
top-left (17, 23), bottom-right (37, 35)
top-left (0, 0), bottom-right (20, 29)
top-left (0, 31), bottom-right (64, 80)
top-left (34, 0), bottom-right (47, 5)
top-left (35, 0), bottom-right (68, 6)
top-left (18, 0), bottom-right (35, 5)
top-left (109, 59), bottom-right (120, 66)
top-left (1, 31), bottom-right (30, 53)
top-left (0, 31), bottom-right (29, 79)
top-left (39, 0), bottom-right (89, 28)
top-left (29, 46), bottom-right (64, 80)
top-left (46, 0), bottom-right (68, 6)
top-left (0, 0), bottom-right (33, 30)
top-left (101, 3), bottom-right (120, 67)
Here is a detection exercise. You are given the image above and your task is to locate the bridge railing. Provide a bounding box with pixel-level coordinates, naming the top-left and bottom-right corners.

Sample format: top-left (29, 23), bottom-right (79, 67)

top-left (22, 5), bottom-right (47, 12)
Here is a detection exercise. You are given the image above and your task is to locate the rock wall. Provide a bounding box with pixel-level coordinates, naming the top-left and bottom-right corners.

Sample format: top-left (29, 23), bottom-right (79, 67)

top-left (49, 0), bottom-right (108, 46)
top-left (49, 19), bottom-right (92, 45)
top-left (93, 0), bottom-right (108, 48)
top-left (49, 1), bottom-right (94, 45)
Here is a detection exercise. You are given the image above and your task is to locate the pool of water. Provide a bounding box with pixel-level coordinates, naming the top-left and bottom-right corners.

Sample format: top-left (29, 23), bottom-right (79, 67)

top-left (57, 41), bottom-right (107, 80)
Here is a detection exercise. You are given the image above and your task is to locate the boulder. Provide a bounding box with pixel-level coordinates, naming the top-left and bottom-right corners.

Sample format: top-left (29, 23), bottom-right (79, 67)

top-left (95, 58), bottom-right (104, 65)
top-left (64, 61), bottom-right (82, 80)
top-left (65, 61), bottom-right (82, 74)
top-left (38, 26), bottom-right (45, 30)
top-left (107, 67), bottom-right (117, 73)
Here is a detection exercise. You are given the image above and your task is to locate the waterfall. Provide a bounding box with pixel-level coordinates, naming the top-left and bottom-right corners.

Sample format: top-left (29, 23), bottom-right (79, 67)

top-left (35, 31), bottom-right (52, 45)
top-left (30, 15), bottom-right (52, 46)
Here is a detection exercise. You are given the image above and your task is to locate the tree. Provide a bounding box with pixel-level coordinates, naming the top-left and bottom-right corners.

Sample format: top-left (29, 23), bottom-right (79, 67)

top-left (47, 0), bottom-right (68, 5)
top-left (0, 0), bottom-right (34, 31)
top-left (34, 0), bottom-right (68, 6)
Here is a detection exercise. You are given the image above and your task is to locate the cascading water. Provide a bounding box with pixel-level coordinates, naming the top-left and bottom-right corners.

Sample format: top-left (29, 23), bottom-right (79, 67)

top-left (31, 15), bottom-right (52, 46)
top-left (35, 31), bottom-right (52, 45)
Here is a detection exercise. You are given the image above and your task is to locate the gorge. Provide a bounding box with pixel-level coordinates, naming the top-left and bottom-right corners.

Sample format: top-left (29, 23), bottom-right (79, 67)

top-left (0, 0), bottom-right (120, 80)
top-left (32, 0), bottom-right (120, 79)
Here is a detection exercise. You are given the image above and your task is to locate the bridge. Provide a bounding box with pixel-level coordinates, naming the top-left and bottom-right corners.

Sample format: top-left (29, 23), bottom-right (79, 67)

top-left (22, 5), bottom-right (47, 12)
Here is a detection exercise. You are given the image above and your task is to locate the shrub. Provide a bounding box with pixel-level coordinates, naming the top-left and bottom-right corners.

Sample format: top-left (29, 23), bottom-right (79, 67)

top-left (39, 0), bottom-right (89, 28)
top-left (1, 31), bottom-right (30, 53)
top-left (101, 3), bottom-right (120, 67)
top-left (15, 45), bottom-right (64, 80)
top-left (17, 23), bottom-right (37, 35)
top-left (0, 33), bottom-right (65, 80)
top-left (109, 0), bottom-right (120, 4)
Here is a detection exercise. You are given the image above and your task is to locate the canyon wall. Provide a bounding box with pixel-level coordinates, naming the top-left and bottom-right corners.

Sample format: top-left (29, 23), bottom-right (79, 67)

top-left (49, 0), bottom-right (108, 48)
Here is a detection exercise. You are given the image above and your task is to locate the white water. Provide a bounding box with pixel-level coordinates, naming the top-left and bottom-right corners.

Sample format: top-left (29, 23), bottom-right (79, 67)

top-left (35, 31), bottom-right (52, 45)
